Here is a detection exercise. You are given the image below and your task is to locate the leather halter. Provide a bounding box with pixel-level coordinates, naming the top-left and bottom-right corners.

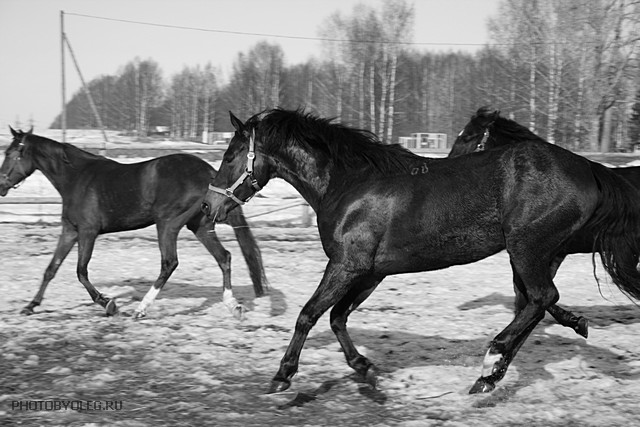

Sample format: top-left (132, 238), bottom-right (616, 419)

top-left (475, 128), bottom-right (490, 152)
top-left (208, 130), bottom-right (262, 205)
top-left (1, 135), bottom-right (27, 189)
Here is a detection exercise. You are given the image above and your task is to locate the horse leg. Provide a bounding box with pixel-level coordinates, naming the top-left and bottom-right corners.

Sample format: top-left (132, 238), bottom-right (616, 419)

top-left (329, 275), bottom-right (384, 388)
top-left (133, 224), bottom-right (180, 319)
top-left (470, 256), bottom-right (559, 394)
top-left (21, 222), bottom-right (78, 315)
top-left (546, 254), bottom-right (589, 338)
top-left (512, 257), bottom-right (588, 338)
top-left (227, 208), bottom-right (268, 297)
top-left (190, 218), bottom-right (244, 319)
top-left (269, 260), bottom-right (363, 393)
top-left (76, 230), bottom-right (117, 316)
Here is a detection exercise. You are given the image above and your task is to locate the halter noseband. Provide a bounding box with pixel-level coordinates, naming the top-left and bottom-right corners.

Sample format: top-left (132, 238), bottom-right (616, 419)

top-left (208, 129), bottom-right (262, 205)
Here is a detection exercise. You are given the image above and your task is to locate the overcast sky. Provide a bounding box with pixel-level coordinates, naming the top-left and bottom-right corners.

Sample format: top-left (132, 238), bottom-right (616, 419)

top-left (0, 0), bottom-right (501, 131)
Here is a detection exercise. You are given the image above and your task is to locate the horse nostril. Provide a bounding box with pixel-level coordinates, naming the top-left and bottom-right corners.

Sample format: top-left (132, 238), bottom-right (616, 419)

top-left (201, 202), bottom-right (210, 216)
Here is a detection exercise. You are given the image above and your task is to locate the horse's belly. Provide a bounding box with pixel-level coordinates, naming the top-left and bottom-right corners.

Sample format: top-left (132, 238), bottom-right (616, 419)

top-left (374, 221), bottom-right (505, 275)
top-left (98, 203), bottom-right (156, 233)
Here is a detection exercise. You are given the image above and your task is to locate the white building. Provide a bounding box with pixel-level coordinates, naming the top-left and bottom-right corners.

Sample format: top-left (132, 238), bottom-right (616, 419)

top-left (398, 132), bottom-right (448, 154)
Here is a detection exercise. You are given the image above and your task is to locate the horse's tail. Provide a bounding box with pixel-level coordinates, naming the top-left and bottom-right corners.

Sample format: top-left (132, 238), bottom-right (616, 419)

top-left (586, 162), bottom-right (640, 302)
top-left (227, 208), bottom-right (269, 297)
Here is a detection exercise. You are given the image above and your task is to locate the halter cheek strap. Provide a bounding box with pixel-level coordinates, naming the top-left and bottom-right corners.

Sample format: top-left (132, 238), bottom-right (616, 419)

top-left (475, 129), bottom-right (490, 152)
top-left (208, 130), bottom-right (262, 205)
top-left (2, 136), bottom-right (27, 189)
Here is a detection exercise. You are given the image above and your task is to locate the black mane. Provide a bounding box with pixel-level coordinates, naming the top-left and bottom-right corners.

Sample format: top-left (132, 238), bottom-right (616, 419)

top-left (15, 131), bottom-right (107, 168)
top-left (250, 109), bottom-right (419, 174)
top-left (475, 107), bottom-right (548, 145)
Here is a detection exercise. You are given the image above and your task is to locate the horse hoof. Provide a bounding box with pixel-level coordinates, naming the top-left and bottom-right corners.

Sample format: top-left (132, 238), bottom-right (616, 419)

top-left (364, 365), bottom-right (379, 390)
top-left (267, 379), bottom-right (291, 394)
top-left (20, 307), bottom-right (35, 316)
top-left (232, 305), bottom-right (246, 320)
top-left (105, 299), bottom-right (118, 316)
top-left (469, 377), bottom-right (495, 394)
top-left (575, 317), bottom-right (589, 339)
top-left (133, 311), bottom-right (146, 320)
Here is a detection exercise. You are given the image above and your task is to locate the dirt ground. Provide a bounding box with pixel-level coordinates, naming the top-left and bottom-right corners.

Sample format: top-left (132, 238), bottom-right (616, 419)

top-left (0, 218), bottom-right (639, 427)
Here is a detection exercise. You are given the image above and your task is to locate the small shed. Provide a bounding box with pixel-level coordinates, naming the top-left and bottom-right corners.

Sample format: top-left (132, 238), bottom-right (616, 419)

top-left (398, 132), bottom-right (448, 154)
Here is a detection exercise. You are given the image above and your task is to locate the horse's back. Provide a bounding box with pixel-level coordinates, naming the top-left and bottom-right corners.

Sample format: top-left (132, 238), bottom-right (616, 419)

top-left (321, 141), bottom-right (602, 275)
top-left (147, 153), bottom-right (215, 197)
top-left (613, 165), bottom-right (640, 190)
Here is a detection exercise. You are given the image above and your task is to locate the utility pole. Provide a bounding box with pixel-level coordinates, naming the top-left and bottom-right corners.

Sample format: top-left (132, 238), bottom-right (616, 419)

top-left (60, 10), bottom-right (66, 142)
top-left (63, 28), bottom-right (109, 151)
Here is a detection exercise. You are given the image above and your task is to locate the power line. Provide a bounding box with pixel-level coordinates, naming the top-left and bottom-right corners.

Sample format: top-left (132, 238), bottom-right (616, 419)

top-left (65, 11), bottom-right (492, 47)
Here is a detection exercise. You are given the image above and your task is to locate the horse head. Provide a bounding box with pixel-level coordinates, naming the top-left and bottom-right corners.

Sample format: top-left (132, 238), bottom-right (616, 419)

top-left (201, 112), bottom-right (272, 223)
top-left (448, 107), bottom-right (500, 157)
top-left (0, 127), bottom-right (36, 196)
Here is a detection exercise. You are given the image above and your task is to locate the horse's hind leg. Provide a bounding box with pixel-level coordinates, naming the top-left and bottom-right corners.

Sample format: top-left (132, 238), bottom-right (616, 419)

top-left (190, 217), bottom-right (245, 318)
top-left (76, 230), bottom-right (117, 316)
top-left (547, 305), bottom-right (589, 338)
top-left (547, 254), bottom-right (589, 338)
top-left (471, 256), bottom-right (559, 394)
top-left (227, 208), bottom-right (267, 297)
top-left (512, 257), bottom-right (588, 338)
top-left (22, 222), bottom-right (78, 315)
top-left (133, 224), bottom-right (180, 319)
top-left (329, 275), bottom-right (384, 388)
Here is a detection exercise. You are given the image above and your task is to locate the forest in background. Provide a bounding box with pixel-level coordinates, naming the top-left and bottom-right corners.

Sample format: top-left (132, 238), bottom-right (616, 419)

top-left (50, 0), bottom-right (640, 152)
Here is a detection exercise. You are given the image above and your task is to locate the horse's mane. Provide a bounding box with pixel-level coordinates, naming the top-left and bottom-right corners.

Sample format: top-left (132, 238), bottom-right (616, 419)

top-left (475, 107), bottom-right (548, 145)
top-left (250, 108), bottom-right (419, 174)
top-left (18, 132), bottom-right (107, 168)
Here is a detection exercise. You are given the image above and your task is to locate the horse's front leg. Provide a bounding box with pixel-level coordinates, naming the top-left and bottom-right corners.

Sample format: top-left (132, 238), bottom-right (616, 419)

top-left (22, 224), bottom-right (77, 315)
top-left (268, 260), bottom-right (364, 393)
top-left (191, 221), bottom-right (244, 319)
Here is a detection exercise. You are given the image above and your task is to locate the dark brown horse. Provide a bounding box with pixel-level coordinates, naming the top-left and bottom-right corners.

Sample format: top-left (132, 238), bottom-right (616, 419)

top-left (0, 127), bottom-right (267, 318)
top-left (201, 109), bottom-right (640, 394)
top-left (449, 107), bottom-right (640, 336)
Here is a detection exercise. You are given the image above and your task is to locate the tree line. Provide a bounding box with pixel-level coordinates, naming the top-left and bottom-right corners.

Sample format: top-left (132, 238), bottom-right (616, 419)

top-left (52, 0), bottom-right (640, 152)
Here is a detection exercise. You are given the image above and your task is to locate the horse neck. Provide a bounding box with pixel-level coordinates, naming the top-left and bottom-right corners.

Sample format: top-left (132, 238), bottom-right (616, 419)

top-left (267, 144), bottom-right (332, 211)
top-left (30, 141), bottom-right (96, 195)
top-left (491, 133), bottom-right (514, 148)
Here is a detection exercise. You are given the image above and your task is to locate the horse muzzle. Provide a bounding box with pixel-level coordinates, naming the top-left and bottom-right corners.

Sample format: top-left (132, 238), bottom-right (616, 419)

top-left (201, 201), bottom-right (228, 224)
top-left (0, 176), bottom-right (12, 196)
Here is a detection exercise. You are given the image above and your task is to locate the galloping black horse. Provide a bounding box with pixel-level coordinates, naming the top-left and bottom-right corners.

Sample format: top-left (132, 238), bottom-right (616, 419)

top-left (0, 127), bottom-right (267, 318)
top-left (201, 109), bottom-right (640, 394)
top-left (449, 107), bottom-right (640, 336)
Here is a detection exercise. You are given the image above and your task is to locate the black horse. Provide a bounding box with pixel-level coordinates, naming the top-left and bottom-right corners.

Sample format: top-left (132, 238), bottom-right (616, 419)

top-left (449, 107), bottom-right (640, 335)
top-left (0, 127), bottom-right (267, 318)
top-left (201, 109), bottom-right (640, 394)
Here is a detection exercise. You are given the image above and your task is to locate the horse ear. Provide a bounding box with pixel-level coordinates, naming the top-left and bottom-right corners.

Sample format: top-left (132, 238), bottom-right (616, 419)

top-left (27, 126), bottom-right (34, 135)
top-left (490, 110), bottom-right (500, 121)
top-left (9, 126), bottom-right (18, 138)
top-left (229, 111), bottom-right (244, 133)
